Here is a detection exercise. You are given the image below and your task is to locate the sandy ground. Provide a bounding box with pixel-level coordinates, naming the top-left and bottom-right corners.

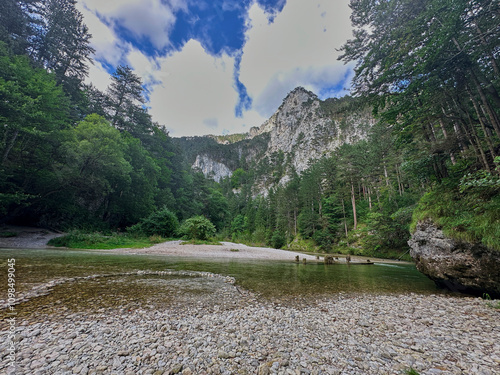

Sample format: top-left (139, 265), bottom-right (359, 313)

top-left (0, 225), bottom-right (63, 249)
top-left (100, 240), bottom-right (320, 261)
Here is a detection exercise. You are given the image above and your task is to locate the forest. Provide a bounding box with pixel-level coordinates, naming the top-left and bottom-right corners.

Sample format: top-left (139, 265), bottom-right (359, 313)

top-left (1, 0), bottom-right (499, 258)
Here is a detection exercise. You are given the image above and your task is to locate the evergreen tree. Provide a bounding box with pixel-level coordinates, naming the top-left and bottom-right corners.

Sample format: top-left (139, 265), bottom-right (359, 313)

top-left (31, 0), bottom-right (94, 105)
top-left (106, 65), bottom-right (146, 131)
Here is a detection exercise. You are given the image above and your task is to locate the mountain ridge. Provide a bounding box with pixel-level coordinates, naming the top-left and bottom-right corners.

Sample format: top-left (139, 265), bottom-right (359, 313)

top-left (174, 87), bottom-right (374, 191)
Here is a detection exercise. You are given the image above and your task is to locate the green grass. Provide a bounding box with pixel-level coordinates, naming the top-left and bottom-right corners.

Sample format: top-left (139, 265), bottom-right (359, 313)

top-left (411, 184), bottom-right (500, 251)
top-left (48, 231), bottom-right (170, 249)
top-left (0, 231), bottom-right (17, 238)
top-left (483, 293), bottom-right (500, 309)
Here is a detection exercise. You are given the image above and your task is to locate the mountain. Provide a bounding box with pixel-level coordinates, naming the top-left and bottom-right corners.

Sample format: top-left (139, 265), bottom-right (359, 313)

top-left (174, 87), bottom-right (375, 192)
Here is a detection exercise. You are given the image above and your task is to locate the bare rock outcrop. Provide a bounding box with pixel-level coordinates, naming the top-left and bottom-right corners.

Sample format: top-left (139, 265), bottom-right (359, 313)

top-left (408, 219), bottom-right (500, 297)
top-left (192, 154), bottom-right (232, 182)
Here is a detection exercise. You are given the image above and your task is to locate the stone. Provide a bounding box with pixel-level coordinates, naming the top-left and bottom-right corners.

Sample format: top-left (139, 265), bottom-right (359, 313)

top-left (169, 364), bottom-right (183, 374)
top-left (409, 219), bottom-right (500, 297)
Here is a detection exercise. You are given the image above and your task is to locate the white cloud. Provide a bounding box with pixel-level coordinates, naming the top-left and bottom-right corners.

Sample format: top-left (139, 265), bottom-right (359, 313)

top-left (110, 0), bottom-right (176, 49)
top-left (77, 0), bottom-right (355, 137)
top-left (149, 40), bottom-right (264, 137)
top-left (78, 0), bottom-right (183, 51)
top-left (239, 0), bottom-right (353, 117)
top-left (86, 61), bottom-right (112, 92)
top-left (77, 2), bottom-right (124, 66)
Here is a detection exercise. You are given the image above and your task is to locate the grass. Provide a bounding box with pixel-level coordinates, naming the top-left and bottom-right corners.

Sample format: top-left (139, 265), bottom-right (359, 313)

top-left (483, 293), bottom-right (500, 309)
top-left (0, 231), bottom-right (17, 238)
top-left (48, 231), bottom-right (170, 249)
top-left (411, 184), bottom-right (500, 251)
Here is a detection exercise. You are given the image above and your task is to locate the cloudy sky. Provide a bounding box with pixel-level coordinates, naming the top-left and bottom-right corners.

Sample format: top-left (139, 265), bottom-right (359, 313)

top-left (76, 0), bottom-right (355, 137)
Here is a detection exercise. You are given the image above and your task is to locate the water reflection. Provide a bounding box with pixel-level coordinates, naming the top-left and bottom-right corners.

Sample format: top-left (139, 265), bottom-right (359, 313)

top-left (0, 248), bottom-right (440, 301)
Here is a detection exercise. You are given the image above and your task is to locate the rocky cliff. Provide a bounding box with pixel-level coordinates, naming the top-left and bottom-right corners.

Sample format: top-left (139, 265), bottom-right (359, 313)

top-left (248, 87), bottom-right (373, 174)
top-left (192, 154), bottom-right (232, 182)
top-left (408, 220), bottom-right (500, 297)
top-left (183, 87), bottom-right (374, 191)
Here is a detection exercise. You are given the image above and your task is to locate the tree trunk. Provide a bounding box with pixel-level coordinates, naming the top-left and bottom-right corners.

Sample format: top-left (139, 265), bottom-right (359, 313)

top-left (468, 90), bottom-right (497, 160)
top-left (341, 198), bottom-right (349, 243)
top-left (351, 182), bottom-right (357, 231)
top-left (439, 119), bottom-right (456, 165)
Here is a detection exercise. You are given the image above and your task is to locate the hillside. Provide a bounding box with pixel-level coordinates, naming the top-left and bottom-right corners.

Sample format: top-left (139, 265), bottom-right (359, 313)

top-left (174, 87), bottom-right (373, 191)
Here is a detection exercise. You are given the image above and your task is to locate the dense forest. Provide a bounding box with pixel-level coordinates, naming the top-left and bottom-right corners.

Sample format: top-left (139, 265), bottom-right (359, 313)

top-left (0, 0), bottom-right (221, 231)
top-left (1, 0), bottom-right (499, 258)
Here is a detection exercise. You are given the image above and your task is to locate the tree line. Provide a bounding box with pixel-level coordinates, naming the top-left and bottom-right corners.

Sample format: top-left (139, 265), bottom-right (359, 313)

top-left (0, 0), bottom-right (219, 230)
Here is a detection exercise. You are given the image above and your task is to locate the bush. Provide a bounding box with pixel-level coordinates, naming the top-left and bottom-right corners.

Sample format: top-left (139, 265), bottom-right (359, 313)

top-left (270, 230), bottom-right (286, 249)
top-left (179, 216), bottom-right (216, 240)
top-left (47, 230), bottom-right (156, 249)
top-left (128, 207), bottom-right (179, 237)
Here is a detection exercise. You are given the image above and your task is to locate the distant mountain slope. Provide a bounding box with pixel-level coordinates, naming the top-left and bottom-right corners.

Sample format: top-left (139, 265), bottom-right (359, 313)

top-left (173, 87), bottom-right (374, 190)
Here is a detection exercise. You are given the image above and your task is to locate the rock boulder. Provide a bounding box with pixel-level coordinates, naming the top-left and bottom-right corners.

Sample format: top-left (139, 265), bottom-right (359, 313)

top-left (408, 219), bottom-right (500, 297)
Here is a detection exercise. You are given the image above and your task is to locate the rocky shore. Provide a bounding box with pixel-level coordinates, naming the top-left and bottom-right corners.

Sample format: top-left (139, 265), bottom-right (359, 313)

top-left (1, 229), bottom-right (499, 374)
top-left (1, 273), bottom-right (499, 375)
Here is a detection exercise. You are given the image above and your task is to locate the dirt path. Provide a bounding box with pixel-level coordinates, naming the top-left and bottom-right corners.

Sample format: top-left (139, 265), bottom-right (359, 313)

top-left (0, 225), bottom-right (63, 249)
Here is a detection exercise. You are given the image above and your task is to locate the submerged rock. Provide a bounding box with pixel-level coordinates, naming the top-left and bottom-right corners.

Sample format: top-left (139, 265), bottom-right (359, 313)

top-left (408, 219), bottom-right (500, 297)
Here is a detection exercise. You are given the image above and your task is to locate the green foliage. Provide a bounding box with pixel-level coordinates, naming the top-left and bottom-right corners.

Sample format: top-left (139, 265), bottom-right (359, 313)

top-left (205, 188), bottom-right (230, 230)
top-left (231, 168), bottom-right (248, 188)
top-left (48, 230), bottom-right (159, 249)
top-left (411, 181), bottom-right (500, 251)
top-left (231, 214), bottom-right (246, 234)
top-left (270, 230), bottom-right (286, 249)
top-left (179, 216), bottom-right (216, 241)
top-left (0, 231), bottom-right (17, 238)
top-left (483, 293), bottom-right (500, 310)
top-left (127, 207), bottom-right (179, 238)
top-left (460, 171), bottom-right (500, 196)
top-left (180, 239), bottom-right (222, 246)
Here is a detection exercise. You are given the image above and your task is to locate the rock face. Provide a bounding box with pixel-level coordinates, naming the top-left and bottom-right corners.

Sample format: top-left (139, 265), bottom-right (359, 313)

top-left (408, 220), bottom-right (500, 297)
top-left (192, 154), bottom-right (232, 182)
top-left (248, 87), bottom-right (373, 174)
top-left (186, 87), bottom-right (374, 192)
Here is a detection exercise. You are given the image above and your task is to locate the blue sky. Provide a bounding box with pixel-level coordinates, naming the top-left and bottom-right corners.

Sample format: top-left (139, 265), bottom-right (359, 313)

top-left (77, 0), bottom-right (355, 137)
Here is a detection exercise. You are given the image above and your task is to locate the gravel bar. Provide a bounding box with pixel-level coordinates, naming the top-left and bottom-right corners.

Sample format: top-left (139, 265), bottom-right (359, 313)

top-left (1, 280), bottom-right (499, 375)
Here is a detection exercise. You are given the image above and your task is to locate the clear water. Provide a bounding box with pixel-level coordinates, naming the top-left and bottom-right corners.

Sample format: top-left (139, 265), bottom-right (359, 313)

top-left (0, 248), bottom-right (439, 300)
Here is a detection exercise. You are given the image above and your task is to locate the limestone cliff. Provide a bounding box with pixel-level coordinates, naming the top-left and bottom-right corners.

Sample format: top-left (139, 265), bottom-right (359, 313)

top-left (408, 220), bottom-right (500, 297)
top-left (184, 87), bottom-right (374, 192)
top-left (192, 154), bottom-right (232, 183)
top-left (248, 87), bottom-right (373, 174)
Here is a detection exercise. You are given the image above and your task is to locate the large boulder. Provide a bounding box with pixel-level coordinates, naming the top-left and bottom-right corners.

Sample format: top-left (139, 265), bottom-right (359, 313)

top-left (408, 220), bottom-right (500, 298)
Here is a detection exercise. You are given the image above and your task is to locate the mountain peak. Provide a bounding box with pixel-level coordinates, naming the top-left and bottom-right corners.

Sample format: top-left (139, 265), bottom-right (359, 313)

top-left (282, 87), bottom-right (318, 106)
top-left (277, 87), bottom-right (319, 113)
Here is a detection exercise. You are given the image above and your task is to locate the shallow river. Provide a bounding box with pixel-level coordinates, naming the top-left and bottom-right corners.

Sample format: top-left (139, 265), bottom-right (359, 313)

top-left (0, 248), bottom-right (442, 310)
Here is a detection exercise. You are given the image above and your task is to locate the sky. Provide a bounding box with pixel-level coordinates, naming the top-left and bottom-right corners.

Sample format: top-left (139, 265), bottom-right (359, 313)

top-left (76, 0), bottom-right (355, 137)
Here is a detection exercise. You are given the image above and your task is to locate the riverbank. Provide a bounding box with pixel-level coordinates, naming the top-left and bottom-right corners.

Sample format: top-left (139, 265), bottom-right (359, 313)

top-left (0, 226), bottom-right (62, 249)
top-left (1, 284), bottom-right (498, 375)
top-left (1, 228), bottom-right (498, 374)
top-left (86, 241), bottom-right (410, 265)
top-left (0, 226), bottom-right (410, 265)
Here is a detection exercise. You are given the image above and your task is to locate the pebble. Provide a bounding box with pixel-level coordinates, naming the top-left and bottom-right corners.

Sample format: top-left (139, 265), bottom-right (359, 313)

top-left (0, 273), bottom-right (499, 375)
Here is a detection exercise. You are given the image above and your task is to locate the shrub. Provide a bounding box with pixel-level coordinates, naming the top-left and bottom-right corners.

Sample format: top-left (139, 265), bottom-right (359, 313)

top-left (179, 216), bottom-right (216, 240)
top-left (128, 207), bottom-right (179, 237)
top-left (270, 230), bottom-right (286, 249)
